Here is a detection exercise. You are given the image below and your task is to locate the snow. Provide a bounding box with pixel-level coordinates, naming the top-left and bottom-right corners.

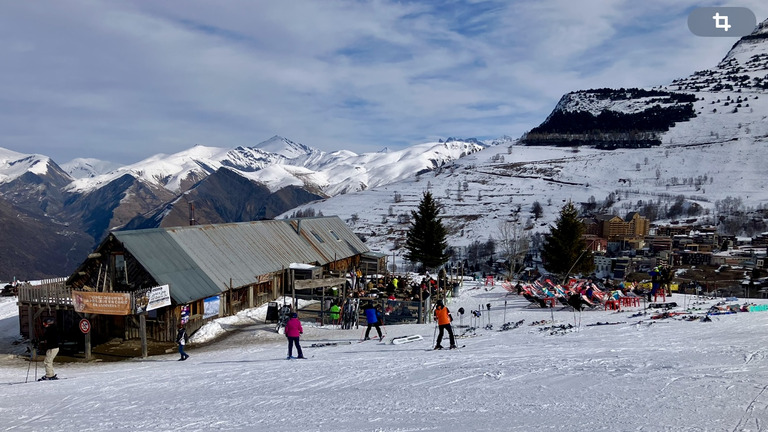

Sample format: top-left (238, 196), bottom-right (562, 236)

top-left (2, 284), bottom-right (768, 431)
top-left (60, 158), bottom-right (121, 180)
top-left (0, 150), bottom-right (53, 184)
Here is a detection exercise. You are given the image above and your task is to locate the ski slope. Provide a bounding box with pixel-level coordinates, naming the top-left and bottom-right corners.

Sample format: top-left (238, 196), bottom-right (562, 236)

top-left (1, 283), bottom-right (768, 431)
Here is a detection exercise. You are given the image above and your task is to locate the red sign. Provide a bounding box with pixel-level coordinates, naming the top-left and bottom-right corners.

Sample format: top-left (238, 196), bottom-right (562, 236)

top-left (79, 319), bottom-right (91, 334)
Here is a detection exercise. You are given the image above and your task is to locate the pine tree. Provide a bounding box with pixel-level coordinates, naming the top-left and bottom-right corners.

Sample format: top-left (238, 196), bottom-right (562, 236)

top-left (405, 191), bottom-right (449, 272)
top-left (541, 202), bottom-right (594, 280)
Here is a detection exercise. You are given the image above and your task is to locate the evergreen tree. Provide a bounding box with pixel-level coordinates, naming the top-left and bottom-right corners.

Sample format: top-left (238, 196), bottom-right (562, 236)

top-left (541, 202), bottom-right (594, 280)
top-left (405, 191), bottom-right (449, 271)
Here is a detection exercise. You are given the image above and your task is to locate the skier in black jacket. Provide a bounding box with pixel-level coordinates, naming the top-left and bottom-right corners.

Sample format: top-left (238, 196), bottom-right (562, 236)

top-left (38, 317), bottom-right (60, 381)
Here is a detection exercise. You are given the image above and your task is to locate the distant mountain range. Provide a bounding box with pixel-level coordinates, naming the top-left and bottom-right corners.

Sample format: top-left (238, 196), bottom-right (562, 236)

top-left (0, 136), bottom-right (485, 279)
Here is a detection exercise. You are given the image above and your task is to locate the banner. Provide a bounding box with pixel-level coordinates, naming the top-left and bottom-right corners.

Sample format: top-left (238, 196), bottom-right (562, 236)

top-left (203, 296), bottom-right (220, 319)
top-left (72, 291), bottom-right (132, 315)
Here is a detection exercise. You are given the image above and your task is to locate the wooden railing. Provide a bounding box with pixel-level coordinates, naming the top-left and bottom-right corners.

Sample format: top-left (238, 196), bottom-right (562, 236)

top-left (17, 278), bottom-right (71, 306)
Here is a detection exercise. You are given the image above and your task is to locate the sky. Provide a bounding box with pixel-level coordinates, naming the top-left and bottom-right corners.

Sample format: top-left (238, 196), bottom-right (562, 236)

top-left (3, 284), bottom-right (768, 431)
top-left (2, 0), bottom-right (768, 165)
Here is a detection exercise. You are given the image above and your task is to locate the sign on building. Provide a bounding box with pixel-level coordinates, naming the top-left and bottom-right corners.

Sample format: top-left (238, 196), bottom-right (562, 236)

top-left (72, 291), bottom-right (132, 315)
top-left (203, 296), bottom-right (220, 319)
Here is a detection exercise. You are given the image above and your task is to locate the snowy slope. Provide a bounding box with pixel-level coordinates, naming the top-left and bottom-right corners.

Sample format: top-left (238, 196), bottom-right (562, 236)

top-left (2, 285), bottom-right (768, 431)
top-left (0, 147), bottom-right (63, 184)
top-left (60, 158), bottom-right (121, 180)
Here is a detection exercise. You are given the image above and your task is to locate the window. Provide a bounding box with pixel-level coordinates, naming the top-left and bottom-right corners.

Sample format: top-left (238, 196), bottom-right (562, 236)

top-left (113, 253), bottom-right (127, 285)
top-left (311, 230), bottom-right (325, 243)
top-left (330, 230), bottom-right (341, 241)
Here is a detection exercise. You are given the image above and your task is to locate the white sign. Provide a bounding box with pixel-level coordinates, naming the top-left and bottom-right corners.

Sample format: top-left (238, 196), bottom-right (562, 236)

top-left (147, 285), bottom-right (172, 311)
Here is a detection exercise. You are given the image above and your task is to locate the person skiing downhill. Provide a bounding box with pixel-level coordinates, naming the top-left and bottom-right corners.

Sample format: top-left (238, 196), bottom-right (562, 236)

top-left (362, 301), bottom-right (383, 341)
top-left (176, 323), bottom-right (189, 361)
top-left (433, 300), bottom-right (457, 350)
top-left (38, 317), bottom-right (60, 380)
top-left (285, 313), bottom-right (305, 359)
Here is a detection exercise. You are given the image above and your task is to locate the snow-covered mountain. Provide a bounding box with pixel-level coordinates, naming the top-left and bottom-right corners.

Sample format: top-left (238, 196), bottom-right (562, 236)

top-left (64, 136), bottom-right (485, 197)
top-left (279, 20), bottom-right (768, 267)
top-left (0, 147), bottom-right (67, 185)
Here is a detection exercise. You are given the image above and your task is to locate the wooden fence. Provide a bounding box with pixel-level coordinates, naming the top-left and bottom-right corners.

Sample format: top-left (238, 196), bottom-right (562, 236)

top-left (17, 278), bottom-right (70, 306)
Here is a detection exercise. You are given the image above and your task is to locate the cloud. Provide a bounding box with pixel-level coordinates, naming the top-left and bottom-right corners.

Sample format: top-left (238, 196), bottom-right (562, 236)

top-left (0, 0), bottom-right (766, 164)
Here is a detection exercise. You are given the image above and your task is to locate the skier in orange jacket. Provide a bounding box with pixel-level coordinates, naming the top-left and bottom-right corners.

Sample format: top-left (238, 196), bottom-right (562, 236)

top-left (433, 300), bottom-right (457, 350)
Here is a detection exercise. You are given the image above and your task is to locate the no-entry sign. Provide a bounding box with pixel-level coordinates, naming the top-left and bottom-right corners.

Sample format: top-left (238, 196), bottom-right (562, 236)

top-left (79, 319), bottom-right (91, 334)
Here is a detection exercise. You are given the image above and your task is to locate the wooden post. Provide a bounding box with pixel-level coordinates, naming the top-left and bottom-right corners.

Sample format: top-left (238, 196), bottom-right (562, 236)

top-left (140, 313), bottom-right (147, 359)
top-left (84, 332), bottom-right (92, 361)
top-left (291, 269), bottom-right (296, 311)
top-left (321, 287), bottom-right (325, 326)
top-left (27, 305), bottom-right (35, 342)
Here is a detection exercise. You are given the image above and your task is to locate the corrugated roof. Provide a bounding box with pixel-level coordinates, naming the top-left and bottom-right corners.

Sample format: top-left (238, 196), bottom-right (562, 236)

top-left (286, 217), bottom-right (369, 263)
top-left (112, 216), bottom-right (369, 304)
top-left (112, 229), bottom-right (223, 304)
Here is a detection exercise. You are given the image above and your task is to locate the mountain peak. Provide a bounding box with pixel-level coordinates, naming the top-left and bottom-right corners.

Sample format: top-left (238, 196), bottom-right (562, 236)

top-left (253, 136), bottom-right (316, 159)
top-left (754, 18), bottom-right (768, 35)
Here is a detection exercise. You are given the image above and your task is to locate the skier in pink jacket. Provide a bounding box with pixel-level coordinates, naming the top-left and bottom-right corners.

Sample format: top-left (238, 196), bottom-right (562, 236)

top-left (285, 313), bottom-right (305, 359)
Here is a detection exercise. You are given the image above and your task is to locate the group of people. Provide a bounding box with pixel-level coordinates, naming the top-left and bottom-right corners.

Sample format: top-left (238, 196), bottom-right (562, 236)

top-left (281, 297), bottom-right (456, 356)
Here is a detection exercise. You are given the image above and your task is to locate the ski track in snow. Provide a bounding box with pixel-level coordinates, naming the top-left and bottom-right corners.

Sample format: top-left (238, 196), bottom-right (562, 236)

top-left (2, 285), bottom-right (768, 431)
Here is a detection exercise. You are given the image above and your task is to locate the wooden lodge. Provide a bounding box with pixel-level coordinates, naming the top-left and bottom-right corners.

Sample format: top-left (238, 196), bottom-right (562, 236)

top-left (18, 216), bottom-right (374, 356)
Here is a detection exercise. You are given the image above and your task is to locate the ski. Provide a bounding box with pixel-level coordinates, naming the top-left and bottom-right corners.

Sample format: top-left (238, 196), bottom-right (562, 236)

top-left (358, 336), bottom-right (385, 343)
top-left (8, 377), bottom-right (69, 385)
top-left (586, 321), bottom-right (627, 326)
top-left (390, 335), bottom-right (423, 345)
top-left (427, 345), bottom-right (465, 351)
top-left (309, 341), bottom-right (353, 348)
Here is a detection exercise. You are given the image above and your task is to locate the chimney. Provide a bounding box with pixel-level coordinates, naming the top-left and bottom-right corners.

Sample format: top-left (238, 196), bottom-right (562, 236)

top-left (189, 201), bottom-right (196, 226)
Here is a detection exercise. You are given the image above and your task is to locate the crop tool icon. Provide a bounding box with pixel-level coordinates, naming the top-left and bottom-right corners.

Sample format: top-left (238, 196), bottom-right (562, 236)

top-left (712, 12), bottom-right (731, 32)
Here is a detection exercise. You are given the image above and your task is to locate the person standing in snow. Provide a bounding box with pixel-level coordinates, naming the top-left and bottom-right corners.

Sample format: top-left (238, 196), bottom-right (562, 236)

top-left (362, 301), bottom-right (383, 341)
top-left (285, 313), bottom-right (305, 359)
top-left (37, 317), bottom-right (60, 380)
top-left (433, 300), bottom-right (457, 350)
top-left (176, 323), bottom-right (189, 361)
top-left (329, 301), bottom-right (341, 326)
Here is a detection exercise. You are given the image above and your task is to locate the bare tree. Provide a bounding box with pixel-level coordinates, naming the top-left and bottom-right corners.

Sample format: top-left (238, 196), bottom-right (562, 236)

top-left (497, 220), bottom-right (530, 280)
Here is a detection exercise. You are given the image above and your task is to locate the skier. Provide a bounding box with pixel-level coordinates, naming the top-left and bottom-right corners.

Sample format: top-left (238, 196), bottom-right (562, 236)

top-left (175, 323), bottom-right (189, 361)
top-left (37, 317), bottom-right (60, 381)
top-left (433, 300), bottom-right (457, 350)
top-left (285, 313), bottom-right (305, 359)
top-left (362, 301), bottom-right (383, 340)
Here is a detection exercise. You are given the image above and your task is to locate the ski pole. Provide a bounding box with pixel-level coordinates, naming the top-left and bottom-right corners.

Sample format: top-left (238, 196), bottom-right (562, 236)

top-left (432, 320), bottom-right (438, 347)
top-left (503, 300), bottom-right (507, 324)
top-left (25, 350), bottom-right (32, 383)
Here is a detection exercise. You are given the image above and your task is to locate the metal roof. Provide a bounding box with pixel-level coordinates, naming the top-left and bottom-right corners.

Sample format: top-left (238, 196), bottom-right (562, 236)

top-left (112, 229), bottom-right (223, 304)
top-left (112, 216), bottom-right (369, 304)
